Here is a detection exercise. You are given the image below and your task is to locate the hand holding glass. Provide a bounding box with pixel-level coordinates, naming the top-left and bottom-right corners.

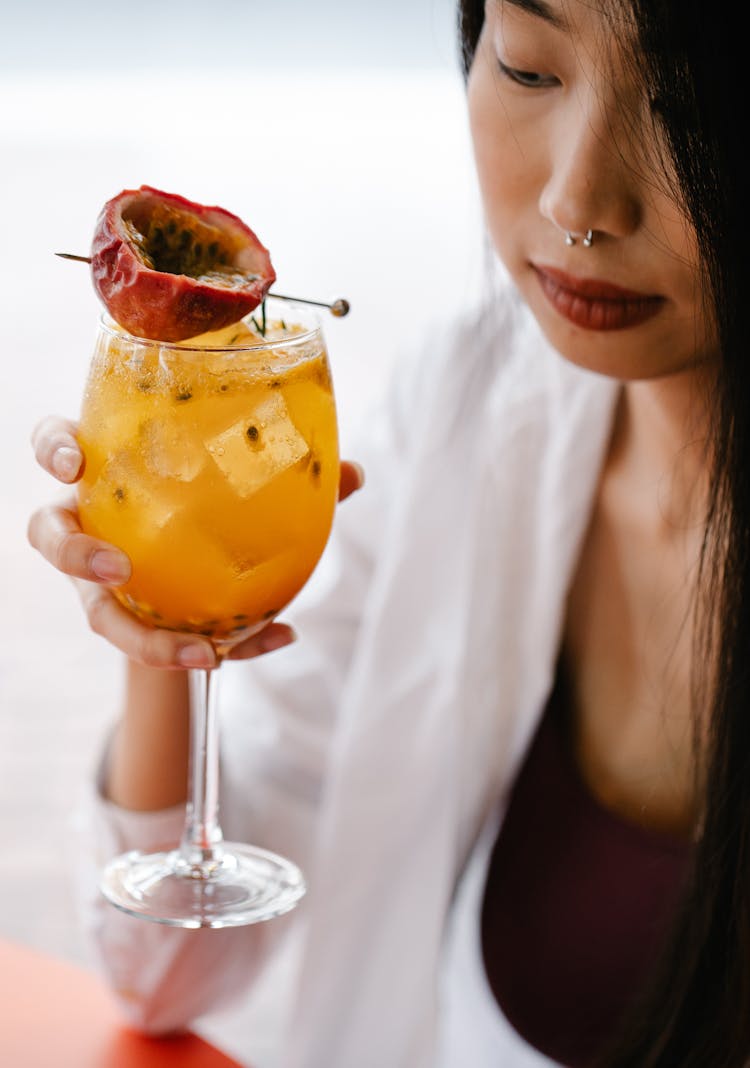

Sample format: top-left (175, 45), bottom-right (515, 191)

top-left (76, 299), bottom-right (339, 927)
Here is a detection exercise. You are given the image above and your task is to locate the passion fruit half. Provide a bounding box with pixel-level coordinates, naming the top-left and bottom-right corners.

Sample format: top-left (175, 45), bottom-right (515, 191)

top-left (90, 185), bottom-right (276, 342)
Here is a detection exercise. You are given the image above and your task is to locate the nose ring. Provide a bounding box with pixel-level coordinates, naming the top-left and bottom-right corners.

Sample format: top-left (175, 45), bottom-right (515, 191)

top-left (565, 230), bottom-right (594, 248)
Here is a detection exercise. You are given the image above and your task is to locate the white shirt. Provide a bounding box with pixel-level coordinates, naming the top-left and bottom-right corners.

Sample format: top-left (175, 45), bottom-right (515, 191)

top-left (78, 282), bottom-right (619, 1068)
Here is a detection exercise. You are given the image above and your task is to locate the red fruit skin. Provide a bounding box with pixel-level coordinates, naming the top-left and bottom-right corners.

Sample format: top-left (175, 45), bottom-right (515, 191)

top-left (90, 185), bottom-right (276, 342)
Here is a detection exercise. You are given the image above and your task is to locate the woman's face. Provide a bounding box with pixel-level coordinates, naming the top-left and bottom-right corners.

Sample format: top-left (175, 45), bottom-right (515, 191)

top-left (467, 0), bottom-right (718, 380)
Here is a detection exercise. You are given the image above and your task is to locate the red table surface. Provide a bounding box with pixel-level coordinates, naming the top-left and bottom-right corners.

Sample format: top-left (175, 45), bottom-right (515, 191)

top-left (0, 937), bottom-right (245, 1068)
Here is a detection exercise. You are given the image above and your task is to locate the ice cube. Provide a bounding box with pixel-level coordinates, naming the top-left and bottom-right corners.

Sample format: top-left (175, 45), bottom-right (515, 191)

top-left (224, 548), bottom-right (301, 619)
top-left (140, 419), bottom-right (206, 483)
top-left (227, 546), bottom-right (294, 580)
top-left (96, 451), bottom-right (178, 532)
top-left (206, 392), bottom-right (309, 498)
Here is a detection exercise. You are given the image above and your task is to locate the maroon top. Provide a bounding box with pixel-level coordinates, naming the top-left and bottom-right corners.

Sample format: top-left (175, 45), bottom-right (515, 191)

top-left (481, 667), bottom-right (691, 1067)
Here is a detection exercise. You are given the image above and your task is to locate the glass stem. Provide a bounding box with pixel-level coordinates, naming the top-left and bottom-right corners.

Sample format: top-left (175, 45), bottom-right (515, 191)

top-left (178, 666), bottom-right (225, 874)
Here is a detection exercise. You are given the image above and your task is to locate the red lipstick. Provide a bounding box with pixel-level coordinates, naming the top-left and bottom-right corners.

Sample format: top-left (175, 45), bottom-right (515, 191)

top-left (533, 266), bottom-right (664, 331)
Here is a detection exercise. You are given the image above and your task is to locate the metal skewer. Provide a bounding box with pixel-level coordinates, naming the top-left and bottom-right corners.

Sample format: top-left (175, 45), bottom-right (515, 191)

top-left (269, 293), bottom-right (350, 317)
top-left (54, 253), bottom-right (350, 316)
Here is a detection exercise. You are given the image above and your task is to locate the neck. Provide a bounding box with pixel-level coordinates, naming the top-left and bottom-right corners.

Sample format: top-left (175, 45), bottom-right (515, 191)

top-left (612, 365), bottom-right (713, 537)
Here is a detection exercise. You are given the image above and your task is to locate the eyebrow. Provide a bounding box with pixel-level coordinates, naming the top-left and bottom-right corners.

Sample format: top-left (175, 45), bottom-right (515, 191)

top-left (499, 0), bottom-right (569, 31)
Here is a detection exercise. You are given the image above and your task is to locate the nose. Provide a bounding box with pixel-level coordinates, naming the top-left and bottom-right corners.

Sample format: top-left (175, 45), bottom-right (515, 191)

top-left (539, 94), bottom-right (642, 242)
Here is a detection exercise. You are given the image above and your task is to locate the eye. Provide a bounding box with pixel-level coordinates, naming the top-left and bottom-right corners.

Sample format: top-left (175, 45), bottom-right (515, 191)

top-left (497, 58), bottom-right (559, 89)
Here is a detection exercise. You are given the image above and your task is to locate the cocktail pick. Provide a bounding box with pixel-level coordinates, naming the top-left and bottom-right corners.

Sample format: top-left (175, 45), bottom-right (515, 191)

top-left (54, 252), bottom-right (350, 317)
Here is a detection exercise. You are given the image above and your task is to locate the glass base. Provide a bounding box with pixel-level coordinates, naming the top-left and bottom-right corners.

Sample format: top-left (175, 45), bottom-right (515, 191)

top-left (99, 842), bottom-right (306, 928)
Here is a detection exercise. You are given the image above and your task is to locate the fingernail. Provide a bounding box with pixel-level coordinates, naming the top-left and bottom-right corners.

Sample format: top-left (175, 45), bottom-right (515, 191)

top-left (91, 550), bottom-right (130, 583)
top-left (177, 644), bottom-right (215, 668)
top-left (351, 462), bottom-right (365, 488)
top-left (52, 445), bottom-right (82, 481)
top-left (259, 627), bottom-right (297, 653)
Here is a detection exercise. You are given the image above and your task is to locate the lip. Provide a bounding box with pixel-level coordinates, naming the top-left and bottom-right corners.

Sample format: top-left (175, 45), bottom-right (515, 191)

top-left (532, 265), bottom-right (665, 331)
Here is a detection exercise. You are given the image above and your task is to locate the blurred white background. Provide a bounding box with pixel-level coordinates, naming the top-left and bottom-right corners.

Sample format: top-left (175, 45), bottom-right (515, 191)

top-left (0, 0), bottom-right (484, 1048)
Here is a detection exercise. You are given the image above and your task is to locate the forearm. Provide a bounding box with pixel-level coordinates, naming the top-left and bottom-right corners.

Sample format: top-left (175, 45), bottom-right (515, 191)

top-left (105, 662), bottom-right (191, 811)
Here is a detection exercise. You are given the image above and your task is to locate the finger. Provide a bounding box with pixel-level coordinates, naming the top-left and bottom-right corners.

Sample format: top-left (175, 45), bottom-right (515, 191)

top-left (31, 415), bottom-right (83, 483)
top-left (76, 580), bottom-right (216, 670)
top-left (224, 623), bottom-right (298, 661)
top-left (27, 500), bottom-right (131, 584)
top-left (338, 460), bottom-right (365, 502)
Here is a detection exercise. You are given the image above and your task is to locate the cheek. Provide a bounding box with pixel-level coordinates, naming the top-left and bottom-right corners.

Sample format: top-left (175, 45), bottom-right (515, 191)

top-left (467, 65), bottom-right (533, 257)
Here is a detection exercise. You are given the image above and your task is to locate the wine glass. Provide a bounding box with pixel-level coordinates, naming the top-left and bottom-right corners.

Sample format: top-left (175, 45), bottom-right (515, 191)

top-left (76, 297), bottom-right (339, 927)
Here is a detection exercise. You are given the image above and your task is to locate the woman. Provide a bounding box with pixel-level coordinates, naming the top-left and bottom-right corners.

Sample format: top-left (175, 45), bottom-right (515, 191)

top-left (28, 0), bottom-right (750, 1065)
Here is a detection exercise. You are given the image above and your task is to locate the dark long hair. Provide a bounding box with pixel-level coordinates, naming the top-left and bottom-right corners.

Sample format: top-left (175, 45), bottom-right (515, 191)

top-left (457, 1), bottom-right (750, 1065)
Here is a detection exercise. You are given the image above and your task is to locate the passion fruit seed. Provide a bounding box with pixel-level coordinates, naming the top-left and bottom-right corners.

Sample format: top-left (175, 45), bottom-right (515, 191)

top-left (118, 594), bottom-right (277, 639)
top-left (126, 203), bottom-right (243, 281)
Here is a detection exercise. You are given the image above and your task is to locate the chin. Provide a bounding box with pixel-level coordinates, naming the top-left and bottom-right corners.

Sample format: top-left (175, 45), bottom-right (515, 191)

top-left (524, 291), bottom-right (697, 382)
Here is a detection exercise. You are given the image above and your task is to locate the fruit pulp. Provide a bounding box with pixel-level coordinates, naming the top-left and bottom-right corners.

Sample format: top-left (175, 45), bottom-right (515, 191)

top-left (77, 318), bottom-right (339, 646)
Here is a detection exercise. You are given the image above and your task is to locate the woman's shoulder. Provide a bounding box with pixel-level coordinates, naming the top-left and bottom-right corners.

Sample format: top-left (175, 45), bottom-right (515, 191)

top-left (380, 282), bottom-right (524, 423)
top-left (350, 275), bottom-right (618, 478)
top-left (403, 279), bottom-right (611, 428)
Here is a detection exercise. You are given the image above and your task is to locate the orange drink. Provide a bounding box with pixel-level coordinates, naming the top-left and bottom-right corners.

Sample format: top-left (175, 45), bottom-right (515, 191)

top-left (77, 303), bottom-right (339, 648)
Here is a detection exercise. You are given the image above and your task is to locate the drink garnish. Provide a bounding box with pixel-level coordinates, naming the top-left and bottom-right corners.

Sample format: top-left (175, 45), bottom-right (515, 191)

top-left (56, 183), bottom-right (350, 338)
top-left (87, 185), bottom-right (277, 342)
